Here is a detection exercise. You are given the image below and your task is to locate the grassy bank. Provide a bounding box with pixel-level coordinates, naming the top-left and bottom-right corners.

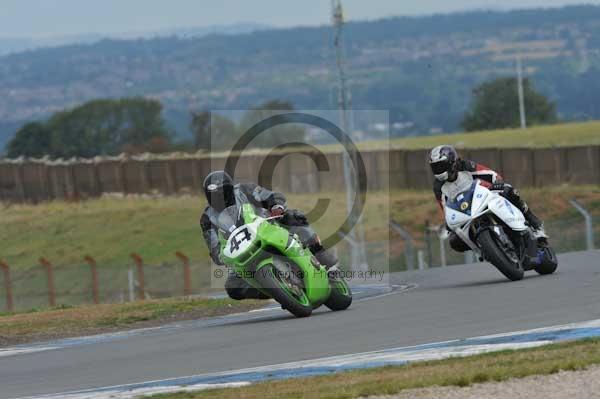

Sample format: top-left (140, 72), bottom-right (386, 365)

top-left (0, 186), bottom-right (598, 311)
top-left (0, 186), bottom-right (598, 269)
top-left (0, 296), bottom-right (266, 346)
top-left (152, 338), bottom-right (600, 399)
top-left (362, 120), bottom-right (600, 151)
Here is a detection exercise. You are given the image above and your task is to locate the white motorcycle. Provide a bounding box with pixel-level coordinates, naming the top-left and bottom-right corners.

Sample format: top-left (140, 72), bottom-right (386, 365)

top-left (443, 172), bottom-right (558, 281)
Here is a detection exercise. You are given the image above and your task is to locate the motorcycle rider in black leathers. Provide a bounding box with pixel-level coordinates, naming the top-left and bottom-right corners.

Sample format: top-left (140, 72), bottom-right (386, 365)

top-left (200, 170), bottom-right (338, 300)
top-left (428, 145), bottom-right (548, 253)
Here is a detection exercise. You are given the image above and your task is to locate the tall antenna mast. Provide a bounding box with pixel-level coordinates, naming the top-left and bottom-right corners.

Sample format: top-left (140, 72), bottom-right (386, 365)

top-left (331, 0), bottom-right (367, 271)
top-left (516, 55), bottom-right (527, 129)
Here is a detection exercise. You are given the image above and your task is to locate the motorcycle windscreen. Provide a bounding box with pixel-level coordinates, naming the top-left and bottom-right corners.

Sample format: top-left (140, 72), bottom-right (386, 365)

top-left (217, 205), bottom-right (241, 238)
top-left (488, 197), bottom-right (528, 231)
top-left (445, 180), bottom-right (477, 216)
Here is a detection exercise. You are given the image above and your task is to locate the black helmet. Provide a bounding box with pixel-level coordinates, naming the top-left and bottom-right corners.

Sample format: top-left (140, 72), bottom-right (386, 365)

top-left (203, 171), bottom-right (235, 212)
top-left (429, 145), bottom-right (459, 182)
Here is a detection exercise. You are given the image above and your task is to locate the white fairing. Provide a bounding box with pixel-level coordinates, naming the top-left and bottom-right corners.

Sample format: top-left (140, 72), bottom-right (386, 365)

top-left (487, 197), bottom-right (527, 231)
top-left (445, 208), bottom-right (470, 229)
top-left (444, 180), bottom-right (528, 253)
top-left (470, 184), bottom-right (490, 215)
top-left (223, 220), bottom-right (259, 259)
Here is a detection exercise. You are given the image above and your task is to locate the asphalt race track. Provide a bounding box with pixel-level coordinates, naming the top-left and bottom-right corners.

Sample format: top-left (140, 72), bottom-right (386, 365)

top-left (1, 251), bottom-right (599, 398)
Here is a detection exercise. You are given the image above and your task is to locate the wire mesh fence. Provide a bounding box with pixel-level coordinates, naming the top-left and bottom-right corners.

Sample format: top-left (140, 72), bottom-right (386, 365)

top-left (0, 258), bottom-right (215, 313)
top-left (396, 212), bottom-right (599, 271)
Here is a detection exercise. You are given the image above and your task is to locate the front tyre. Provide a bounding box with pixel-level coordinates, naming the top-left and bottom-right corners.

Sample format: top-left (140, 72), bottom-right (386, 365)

top-left (255, 264), bottom-right (313, 318)
top-left (478, 230), bottom-right (524, 281)
top-left (325, 277), bottom-right (352, 311)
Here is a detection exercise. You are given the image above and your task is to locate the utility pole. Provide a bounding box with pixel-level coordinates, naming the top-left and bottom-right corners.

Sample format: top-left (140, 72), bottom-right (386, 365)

top-left (331, 0), bottom-right (368, 271)
top-left (516, 55), bottom-right (527, 129)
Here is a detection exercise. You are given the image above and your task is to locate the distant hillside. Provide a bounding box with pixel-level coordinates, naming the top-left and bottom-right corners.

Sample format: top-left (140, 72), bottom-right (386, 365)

top-left (2, 5), bottom-right (600, 148)
top-left (0, 23), bottom-right (270, 56)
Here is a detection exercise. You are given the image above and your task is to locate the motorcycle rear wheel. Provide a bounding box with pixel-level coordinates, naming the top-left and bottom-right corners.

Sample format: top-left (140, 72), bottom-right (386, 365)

top-left (534, 245), bottom-right (558, 275)
top-left (324, 277), bottom-right (352, 311)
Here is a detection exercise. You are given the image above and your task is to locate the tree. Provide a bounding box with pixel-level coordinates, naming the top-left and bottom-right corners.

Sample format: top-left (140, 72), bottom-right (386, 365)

top-left (6, 122), bottom-right (51, 158)
top-left (238, 100), bottom-right (306, 148)
top-left (190, 111), bottom-right (237, 151)
top-left (6, 97), bottom-right (171, 158)
top-left (461, 77), bottom-right (557, 131)
top-left (191, 111), bottom-right (211, 150)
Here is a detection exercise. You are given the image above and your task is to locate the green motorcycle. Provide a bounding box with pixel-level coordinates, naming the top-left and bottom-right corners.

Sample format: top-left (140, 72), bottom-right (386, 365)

top-left (217, 203), bottom-right (352, 317)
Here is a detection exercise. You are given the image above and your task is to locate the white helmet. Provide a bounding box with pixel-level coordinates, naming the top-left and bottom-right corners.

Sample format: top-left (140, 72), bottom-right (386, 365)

top-left (429, 145), bottom-right (459, 182)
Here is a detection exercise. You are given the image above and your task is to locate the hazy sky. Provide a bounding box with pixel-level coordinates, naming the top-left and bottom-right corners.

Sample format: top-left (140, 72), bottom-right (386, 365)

top-left (1, 0), bottom-right (597, 38)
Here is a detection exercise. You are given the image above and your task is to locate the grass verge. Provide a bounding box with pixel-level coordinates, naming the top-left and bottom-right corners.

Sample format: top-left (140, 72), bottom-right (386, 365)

top-left (0, 296), bottom-right (267, 347)
top-left (0, 186), bottom-right (598, 311)
top-left (1, 186), bottom-right (598, 269)
top-left (152, 338), bottom-right (600, 399)
top-left (351, 120), bottom-right (600, 151)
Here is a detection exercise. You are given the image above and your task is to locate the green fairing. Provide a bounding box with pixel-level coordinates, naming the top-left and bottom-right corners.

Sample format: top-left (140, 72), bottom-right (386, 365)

top-left (219, 204), bottom-right (331, 308)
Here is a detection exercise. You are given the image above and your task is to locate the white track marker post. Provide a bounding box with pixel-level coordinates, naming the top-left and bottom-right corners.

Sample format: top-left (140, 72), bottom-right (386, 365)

top-left (570, 199), bottom-right (595, 250)
top-left (417, 250), bottom-right (426, 270)
top-left (128, 268), bottom-right (135, 302)
top-left (439, 233), bottom-right (447, 267)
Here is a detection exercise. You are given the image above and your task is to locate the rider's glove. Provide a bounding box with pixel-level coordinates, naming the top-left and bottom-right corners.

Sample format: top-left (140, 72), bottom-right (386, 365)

top-left (270, 204), bottom-right (286, 217)
top-left (490, 182), bottom-right (505, 191)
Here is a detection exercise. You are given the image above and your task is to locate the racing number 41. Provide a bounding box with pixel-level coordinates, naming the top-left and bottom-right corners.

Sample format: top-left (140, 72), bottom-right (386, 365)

top-left (229, 228), bottom-right (252, 253)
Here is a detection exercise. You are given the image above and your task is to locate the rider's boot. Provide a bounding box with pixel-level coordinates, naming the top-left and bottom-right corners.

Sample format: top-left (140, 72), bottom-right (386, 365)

top-left (308, 240), bottom-right (340, 278)
top-left (524, 209), bottom-right (548, 242)
top-left (503, 185), bottom-right (548, 242)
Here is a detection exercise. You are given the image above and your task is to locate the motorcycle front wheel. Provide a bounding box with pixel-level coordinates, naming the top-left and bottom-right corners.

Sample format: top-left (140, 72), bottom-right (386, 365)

top-left (478, 229), bottom-right (524, 281)
top-left (255, 263), bottom-right (313, 317)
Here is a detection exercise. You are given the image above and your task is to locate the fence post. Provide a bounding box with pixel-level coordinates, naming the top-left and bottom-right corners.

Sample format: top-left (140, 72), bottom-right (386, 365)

top-left (176, 252), bottom-right (192, 296)
top-left (390, 221), bottom-right (415, 270)
top-left (84, 255), bottom-right (100, 304)
top-left (569, 199), bottom-right (595, 250)
top-left (39, 257), bottom-right (56, 307)
top-left (130, 253), bottom-right (145, 300)
top-left (0, 261), bottom-right (14, 313)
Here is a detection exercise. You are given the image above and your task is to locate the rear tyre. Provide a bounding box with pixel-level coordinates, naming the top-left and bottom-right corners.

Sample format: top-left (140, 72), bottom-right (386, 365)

top-left (478, 230), bottom-right (524, 281)
top-left (255, 264), bottom-right (313, 318)
top-left (534, 246), bottom-right (558, 275)
top-left (324, 277), bottom-right (352, 311)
